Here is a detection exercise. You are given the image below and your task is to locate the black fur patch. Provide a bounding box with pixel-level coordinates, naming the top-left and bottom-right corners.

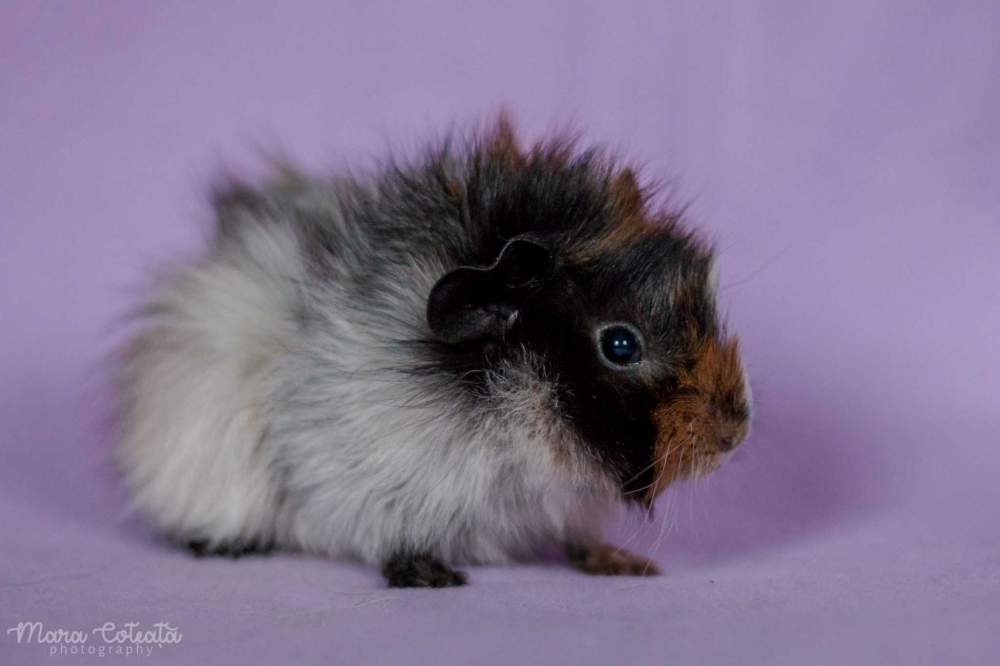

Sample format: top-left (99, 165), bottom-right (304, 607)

top-left (385, 129), bottom-right (719, 497)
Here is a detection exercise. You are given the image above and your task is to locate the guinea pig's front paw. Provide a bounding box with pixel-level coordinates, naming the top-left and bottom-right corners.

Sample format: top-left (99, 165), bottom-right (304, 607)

top-left (186, 538), bottom-right (275, 559)
top-left (381, 551), bottom-right (467, 588)
top-left (566, 543), bottom-right (661, 577)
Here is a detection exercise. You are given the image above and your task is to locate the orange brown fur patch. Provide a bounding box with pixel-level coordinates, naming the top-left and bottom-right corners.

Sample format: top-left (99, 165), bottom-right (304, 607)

top-left (611, 167), bottom-right (644, 217)
top-left (484, 111), bottom-right (525, 168)
top-left (683, 336), bottom-right (746, 411)
top-left (569, 168), bottom-right (663, 261)
top-left (647, 336), bottom-right (748, 499)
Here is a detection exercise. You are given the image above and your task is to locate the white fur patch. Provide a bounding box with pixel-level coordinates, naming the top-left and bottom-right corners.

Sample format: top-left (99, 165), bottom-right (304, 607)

top-left (116, 223), bottom-right (304, 546)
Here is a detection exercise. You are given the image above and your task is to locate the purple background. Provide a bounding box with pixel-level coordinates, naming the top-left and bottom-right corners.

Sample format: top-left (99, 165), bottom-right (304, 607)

top-left (2, 2), bottom-right (998, 664)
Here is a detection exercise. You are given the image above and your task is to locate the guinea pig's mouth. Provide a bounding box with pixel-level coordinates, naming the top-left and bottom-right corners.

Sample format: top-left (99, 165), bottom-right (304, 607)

top-left (640, 432), bottom-right (725, 501)
top-left (694, 448), bottom-right (738, 476)
top-left (641, 412), bottom-right (749, 503)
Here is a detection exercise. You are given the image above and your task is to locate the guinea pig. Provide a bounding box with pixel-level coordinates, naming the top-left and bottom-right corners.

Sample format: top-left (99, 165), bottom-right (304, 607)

top-left (115, 116), bottom-right (751, 587)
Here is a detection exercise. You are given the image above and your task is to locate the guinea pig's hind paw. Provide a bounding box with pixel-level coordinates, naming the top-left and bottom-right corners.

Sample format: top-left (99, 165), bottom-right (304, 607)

top-left (381, 552), bottom-right (467, 588)
top-left (567, 543), bottom-right (661, 577)
top-left (186, 538), bottom-right (275, 559)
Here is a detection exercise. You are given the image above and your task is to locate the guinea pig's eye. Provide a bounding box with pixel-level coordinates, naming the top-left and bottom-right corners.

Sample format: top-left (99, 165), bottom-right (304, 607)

top-left (597, 324), bottom-right (644, 368)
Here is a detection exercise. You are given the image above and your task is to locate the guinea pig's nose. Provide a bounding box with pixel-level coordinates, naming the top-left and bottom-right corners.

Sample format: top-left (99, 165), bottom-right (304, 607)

top-left (717, 425), bottom-right (747, 452)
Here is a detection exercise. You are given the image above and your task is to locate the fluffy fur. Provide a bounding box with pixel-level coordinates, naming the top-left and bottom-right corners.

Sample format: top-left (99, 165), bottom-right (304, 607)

top-left (115, 117), bottom-right (750, 586)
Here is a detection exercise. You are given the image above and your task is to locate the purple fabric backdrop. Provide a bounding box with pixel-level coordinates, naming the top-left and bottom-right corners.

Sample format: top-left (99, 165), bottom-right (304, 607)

top-left (2, 2), bottom-right (998, 664)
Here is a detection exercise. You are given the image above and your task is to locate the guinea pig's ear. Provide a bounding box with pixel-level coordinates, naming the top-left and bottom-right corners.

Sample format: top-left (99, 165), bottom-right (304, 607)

top-left (427, 238), bottom-right (550, 344)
